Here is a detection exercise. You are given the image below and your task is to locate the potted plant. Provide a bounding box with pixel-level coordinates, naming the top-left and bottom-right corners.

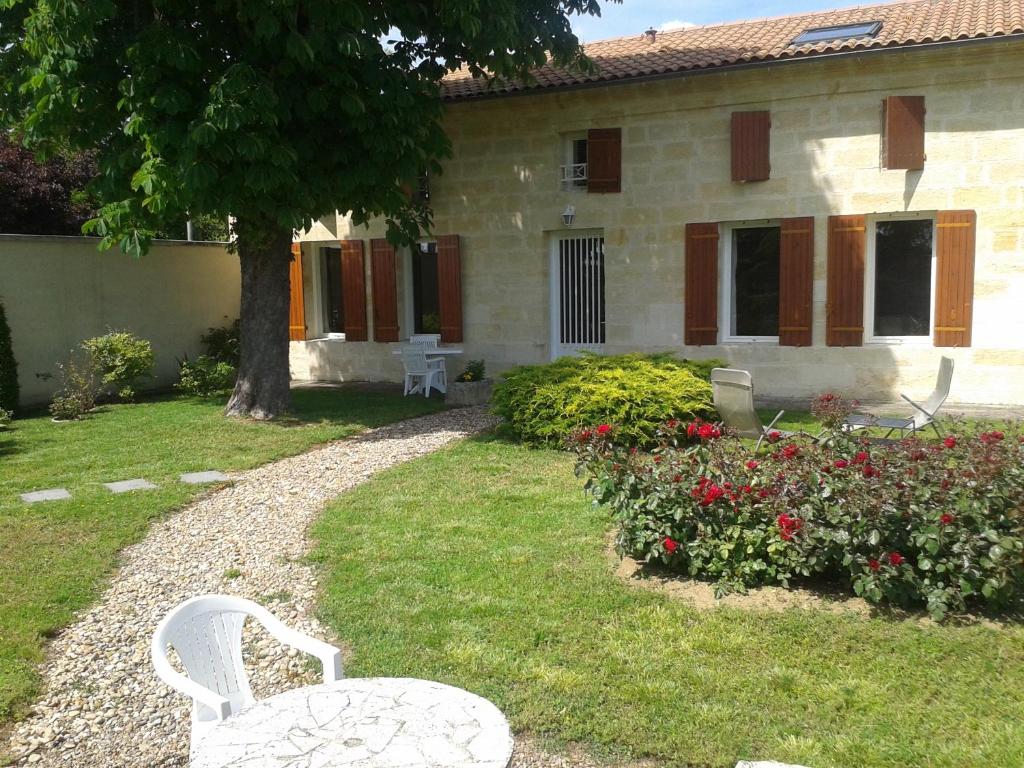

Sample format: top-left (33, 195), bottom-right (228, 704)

top-left (446, 359), bottom-right (492, 406)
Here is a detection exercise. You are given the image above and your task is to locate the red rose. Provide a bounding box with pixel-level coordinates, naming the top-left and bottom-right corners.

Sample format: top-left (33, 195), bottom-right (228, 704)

top-left (687, 422), bottom-right (698, 438)
top-left (782, 444), bottom-right (799, 459)
top-left (697, 423), bottom-right (721, 440)
top-left (943, 436), bottom-right (957, 449)
top-left (833, 459), bottom-right (849, 469)
top-left (746, 460), bottom-right (759, 470)
top-left (741, 484), bottom-right (753, 493)
top-left (853, 451), bottom-right (870, 465)
top-left (664, 537), bottom-right (679, 554)
top-left (700, 484), bottom-right (726, 506)
top-left (940, 513), bottom-right (955, 525)
top-left (673, 474), bottom-right (682, 483)
top-left (578, 429), bottom-right (592, 441)
top-left (981, 430), bottom-right (1005, 445)
top-left (776, 513), bottom-right (802, 541)
top-left (888, 552), bottom-right (905, 566)
top-left (596, 424), bottom-right (612, 435)
top-left (767, 431), bottom-right (782, 443)
top-left (653, 455), bottom-right (663, 463)
top-left (868, 559), bottom-right (881, 572)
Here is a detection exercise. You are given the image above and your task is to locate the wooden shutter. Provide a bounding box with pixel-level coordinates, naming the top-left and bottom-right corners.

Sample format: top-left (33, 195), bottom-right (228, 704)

top-left (288, 243), bottom-right (306, 341)
top-left (437, 234), bottom-right (464, 343)
top-left (339, 240), bottom-right (368, 341)
top-left (826, 215), bottom-right (866, 347)
top-left (933, 210), bottom-right (976, 347)
top-left (731, 111), bottom-right (771, 182)
top-left (370, 239), bottom-right (399, 342)
top-left (587, 128), bottom-right (622, 194)
top-left (684, 223), bottom-right (719, 346)
top-left (778, 217), bottom-right (814, 347)
top-left (882, 96), bottom-right (925, 170)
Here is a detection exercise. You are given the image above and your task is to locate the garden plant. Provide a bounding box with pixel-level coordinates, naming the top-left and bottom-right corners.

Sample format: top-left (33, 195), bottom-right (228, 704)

top-left (82, 331), bottom-right (154, 401)
top-left (573, 397), bottom-right (1024, 620)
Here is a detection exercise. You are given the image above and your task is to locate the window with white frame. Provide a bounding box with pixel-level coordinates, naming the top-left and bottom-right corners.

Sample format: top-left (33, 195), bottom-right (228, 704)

top-left (318, 246), bottom-right (345, 335)
top-left (866, 216), bottom-right (934, 340)
top-left (720, 223), bottom-right (781, 340)
top-left (560, 133), bottom-right (588, 190)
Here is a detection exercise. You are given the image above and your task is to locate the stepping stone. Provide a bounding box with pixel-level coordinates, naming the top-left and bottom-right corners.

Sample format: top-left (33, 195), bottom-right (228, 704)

top-left (21, 488), bottom-right (72, 503)
top-left (180, 471), bottom-right (230, 485)
top-left (104, 478), bottom-right (158, 494)
top-left (736, 762), bottom-right (812, 768)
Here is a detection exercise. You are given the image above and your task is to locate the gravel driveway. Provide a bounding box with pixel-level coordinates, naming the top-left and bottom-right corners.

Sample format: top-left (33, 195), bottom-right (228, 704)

top-left (7, 406), bottom-right (499, 767)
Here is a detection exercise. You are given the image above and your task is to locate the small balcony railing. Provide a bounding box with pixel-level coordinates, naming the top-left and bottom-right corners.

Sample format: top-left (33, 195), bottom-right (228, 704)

top-left (560, 162), bottom-right (588, 189)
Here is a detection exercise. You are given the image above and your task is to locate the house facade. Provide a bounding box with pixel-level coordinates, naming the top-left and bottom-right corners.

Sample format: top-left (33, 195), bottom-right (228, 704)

top-left (290, 0), bottom-right (1024, 406)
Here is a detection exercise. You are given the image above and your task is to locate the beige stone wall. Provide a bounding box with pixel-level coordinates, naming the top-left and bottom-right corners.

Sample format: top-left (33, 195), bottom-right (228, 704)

top-left (293, 40), bottom-right (1024, 406)
top-left (2, 236), bottom-right (239, 406)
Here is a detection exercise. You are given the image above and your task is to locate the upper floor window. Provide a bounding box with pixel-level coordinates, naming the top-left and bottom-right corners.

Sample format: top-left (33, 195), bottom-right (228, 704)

top-left (867, 217), bottom-right (934, 340)
top-left (559, 128), bottom-right (621, 194)
top-left (561, 134), bottom-right (588, 190)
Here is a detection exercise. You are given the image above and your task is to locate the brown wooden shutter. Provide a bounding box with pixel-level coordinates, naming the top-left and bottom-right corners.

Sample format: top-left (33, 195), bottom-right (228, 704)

top-left (882, 96), bottom-right (925, 170)
top-left (436, 234), bottom-right (464, 343)
top-left (731, 111), bottom-right (771, 182)
top-left (339, 240), bottom-right (368, 341)
top-left (684, 223), bottom-right (719, 346)
top-left (370, 239), bottom-right (399, 342)
top-left (778, 217), bottom-right (814, 347)
top-left (933, 210), bottom-right (976, 348)
top-left (826, 215), bottom-right (866, 347)
top-left (587, 128), bottom-right (622, 194)
top-left (288, 243), bottom-right (306, 341)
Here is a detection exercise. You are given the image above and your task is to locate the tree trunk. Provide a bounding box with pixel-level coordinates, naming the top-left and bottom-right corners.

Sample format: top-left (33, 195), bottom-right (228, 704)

top-left (224, 218), bottom-right (294, 420)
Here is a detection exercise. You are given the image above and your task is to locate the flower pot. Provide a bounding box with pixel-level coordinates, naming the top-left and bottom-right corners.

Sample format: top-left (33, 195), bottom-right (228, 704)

top-left (446, 378), bottom-right (493, 406)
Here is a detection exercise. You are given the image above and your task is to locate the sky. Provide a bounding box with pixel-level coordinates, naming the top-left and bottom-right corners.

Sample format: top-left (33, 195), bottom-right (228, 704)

top-left (569, 0), bottom-right (853, 42)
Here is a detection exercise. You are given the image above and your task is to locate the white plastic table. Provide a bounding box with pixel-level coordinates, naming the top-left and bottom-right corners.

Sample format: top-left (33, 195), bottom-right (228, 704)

top-left (391, 346), bottom-right (464, 356)
top-left (190, 677), bottom-right (514, 768)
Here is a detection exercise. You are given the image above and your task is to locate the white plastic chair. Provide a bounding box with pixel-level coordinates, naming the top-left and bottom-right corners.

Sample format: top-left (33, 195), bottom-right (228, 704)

top-left (151, 595), bottom-right (343, 757)
top-left (710, 368), bottom-right (791, 450)
top-left (844, 356), bottom-right (954, 439)
top-left (401, 345), bottom-right (446, 397)
top-left (409, 333), bottom-right (441, 348)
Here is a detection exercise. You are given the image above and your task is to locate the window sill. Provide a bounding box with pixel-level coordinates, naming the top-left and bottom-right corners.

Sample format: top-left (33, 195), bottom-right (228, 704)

top-left (722, 337), bottom-right (780, 344)
top-left (311, 334), bottom-right (348, 342)
top-left (867, 336), bottom-right (932, 346)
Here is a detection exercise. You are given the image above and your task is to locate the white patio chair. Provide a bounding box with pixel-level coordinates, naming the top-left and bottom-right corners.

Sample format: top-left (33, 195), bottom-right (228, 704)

top-left (151, 594), bottom-right (343, 758)
top-left (710, 368), bottom-right (792, 450)
top-left (401, 344), bottom-right (446, 397)
top-left (409, 333), bottom-right (441, 348)
top-left (844, 356), bottom-right (954, 439)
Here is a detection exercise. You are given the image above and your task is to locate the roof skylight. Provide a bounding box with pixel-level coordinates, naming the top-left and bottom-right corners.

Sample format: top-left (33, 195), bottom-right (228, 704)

top-left (792, 21), bottom-right (882, 45)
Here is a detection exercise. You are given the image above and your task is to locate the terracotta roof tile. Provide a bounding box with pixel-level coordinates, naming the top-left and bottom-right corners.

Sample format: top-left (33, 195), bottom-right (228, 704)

top-left (443, 0), bottom-right (1024, 99)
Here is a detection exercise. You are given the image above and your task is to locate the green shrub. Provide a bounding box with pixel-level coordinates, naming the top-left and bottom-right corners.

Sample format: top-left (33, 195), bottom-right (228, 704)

top-left (573, 418), bottom-right (1024, 620)
top-left (201, 317), bottom-right (241, 366)
top-left (457, 359), bottom-right (486, 383)
top-left (492, 353), bottom-right (719, 447)
top-left (82, 330), bottom-right (154, 401)
top-left (49, 351), bottom-right (98, 420)
top-left (176, 355), bottom-right (236, 396)
top-left (0, 299), bottom-right (18, 415)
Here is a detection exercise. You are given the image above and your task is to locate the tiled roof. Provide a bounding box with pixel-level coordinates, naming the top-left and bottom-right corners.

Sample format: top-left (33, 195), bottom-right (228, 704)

top-left (442, 0), bottom-right (1024, 100)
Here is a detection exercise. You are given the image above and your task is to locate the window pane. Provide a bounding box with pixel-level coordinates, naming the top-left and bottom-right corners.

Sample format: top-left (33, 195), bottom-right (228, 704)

top-left (732, 227), bottom-right (780, 337)
top-left (413, 244), bottom-right (440, 334)
top-left (874, 220), bottom-right (932, 336)
top-left (320, 248), bottom-right (345, 333)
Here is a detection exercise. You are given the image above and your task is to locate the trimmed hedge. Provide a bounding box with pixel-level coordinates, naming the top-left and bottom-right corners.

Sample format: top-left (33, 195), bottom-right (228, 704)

top-left (0, 299), bottom-right (18, 414)
top-left (492, 353), bottom-right (719, 447)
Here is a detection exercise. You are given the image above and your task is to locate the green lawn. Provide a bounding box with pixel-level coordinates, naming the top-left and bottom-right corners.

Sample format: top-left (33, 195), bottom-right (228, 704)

top-left (312, 436), bottom-right (1024, 768)
top-left (0, 388), bottom-right (444, 724)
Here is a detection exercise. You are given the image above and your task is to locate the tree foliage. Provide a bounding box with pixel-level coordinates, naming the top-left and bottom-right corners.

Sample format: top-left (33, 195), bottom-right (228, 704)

top-left (0, 136), bottom-right (96, 235)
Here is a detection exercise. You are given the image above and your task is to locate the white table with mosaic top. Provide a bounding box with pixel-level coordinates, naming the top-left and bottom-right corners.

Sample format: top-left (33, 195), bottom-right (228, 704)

top-left (190, 677), bottom-right (514, 768)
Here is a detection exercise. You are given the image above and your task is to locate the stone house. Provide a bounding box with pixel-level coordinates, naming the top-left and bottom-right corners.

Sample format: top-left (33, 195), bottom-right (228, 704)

top-left (290, 0), bottom-right (1024, 406)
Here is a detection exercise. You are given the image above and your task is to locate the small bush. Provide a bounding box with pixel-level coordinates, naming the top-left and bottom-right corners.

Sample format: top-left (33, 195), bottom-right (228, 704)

top-left (201, 317), bottom-right (241, 366)
top-left (573, 418), bottom-right (1024, 619)
top-left (492, 353), bottom-right (719, 447)
top-left (0, 407), bottom-right (11, 428)
top-left (49, 351), bottom-right (98, 420)
top-left (0, 299), bottom-right (18, 415)
top-left (82, 331), bottom-right (154, 401)
top-left (457, 359), bottom-right (486, 383)
top-left (176, 355), bottom-right (236, 396)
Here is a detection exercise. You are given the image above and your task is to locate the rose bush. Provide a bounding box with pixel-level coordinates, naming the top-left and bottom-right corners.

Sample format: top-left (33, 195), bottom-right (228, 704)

top-left (573, 419), bottom-right (1024, 619)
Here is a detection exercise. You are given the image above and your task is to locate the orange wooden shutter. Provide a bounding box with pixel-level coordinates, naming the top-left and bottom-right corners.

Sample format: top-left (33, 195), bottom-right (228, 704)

top-left (882, 96), bottom-right (925, 170)
top-left (826, 215), bottom-right (866, 347)
top-left (288, 243), bottom-right (306, 341)
top-left (778, 217), bottom-right (814, 347)
top-left (731, 111), bottom-right (771, 182)
top-left (684, 223), bottom-right (719, 346)
top-left (370, 239), bottom-right (399, 342)
top-left (339, 240), bottom-right (368, 341)
top-left (436, 234), bottom-right (464, 343)
top-left (933, 210), bottom-right (976, 347)
top-left (587, 128), bottom-right (622, 193)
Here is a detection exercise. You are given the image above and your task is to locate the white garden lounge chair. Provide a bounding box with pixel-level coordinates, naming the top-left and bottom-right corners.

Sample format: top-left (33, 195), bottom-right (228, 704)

top-left (843, 356), bottom-right (954, 439)
top-left (401, 344), bottom-right (446, 397)
top-left (710, 368), bottom-right (791, 450)
top-left (151, 595), bottom-right (342, 758)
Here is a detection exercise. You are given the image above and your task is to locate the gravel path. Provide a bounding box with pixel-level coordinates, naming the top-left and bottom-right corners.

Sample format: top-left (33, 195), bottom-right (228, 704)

top-left (7, 407), bottom-right (504, 767)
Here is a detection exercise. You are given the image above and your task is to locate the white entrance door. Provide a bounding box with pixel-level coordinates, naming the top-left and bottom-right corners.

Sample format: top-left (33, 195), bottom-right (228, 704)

top-left (549, 232), bottom-right (606, 360)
